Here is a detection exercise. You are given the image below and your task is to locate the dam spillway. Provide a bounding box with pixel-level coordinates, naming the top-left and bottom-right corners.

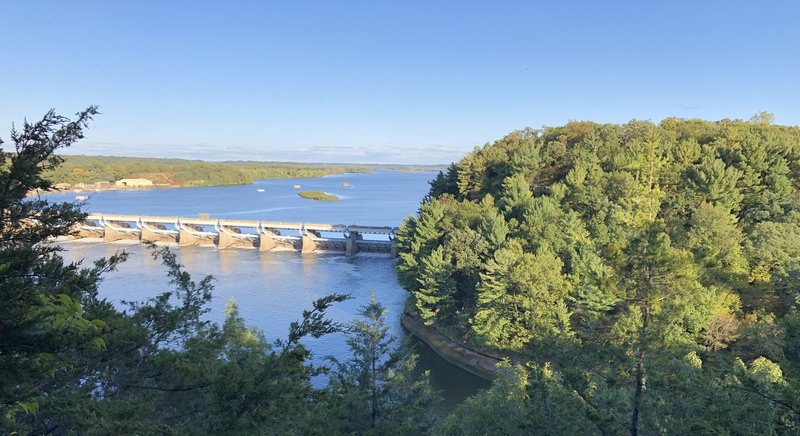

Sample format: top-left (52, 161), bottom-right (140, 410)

top-left (73, 213), bottom-right (399, 256)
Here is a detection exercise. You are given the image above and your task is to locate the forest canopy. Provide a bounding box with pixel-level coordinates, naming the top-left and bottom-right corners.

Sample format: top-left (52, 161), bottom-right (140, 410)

top-left (398, 116), bottom-right (800, 433)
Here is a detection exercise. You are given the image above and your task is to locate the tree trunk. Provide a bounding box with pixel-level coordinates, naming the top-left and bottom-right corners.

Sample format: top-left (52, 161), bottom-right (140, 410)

top-left (371, 352), bottom-right (377, 429)
top-left (630, 306), bottom-right (649, 436)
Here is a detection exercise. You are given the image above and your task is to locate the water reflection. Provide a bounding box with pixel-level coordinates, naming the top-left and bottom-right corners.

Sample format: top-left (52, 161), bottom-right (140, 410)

top-left (218, 248), bottom-right (240, 275)
top-left (409, 335), bottom-right (491, 412)
top-left (301, 251), bottom-right (320, 274)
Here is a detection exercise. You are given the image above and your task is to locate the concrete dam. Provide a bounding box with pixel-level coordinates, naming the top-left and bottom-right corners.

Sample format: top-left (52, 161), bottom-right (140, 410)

top-left (74, 213), bottom-right (399, 256)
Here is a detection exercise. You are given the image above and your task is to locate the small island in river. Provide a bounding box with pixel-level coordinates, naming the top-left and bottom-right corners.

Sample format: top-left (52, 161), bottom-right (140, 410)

top-left (298, 190), bottom-right (340, 201)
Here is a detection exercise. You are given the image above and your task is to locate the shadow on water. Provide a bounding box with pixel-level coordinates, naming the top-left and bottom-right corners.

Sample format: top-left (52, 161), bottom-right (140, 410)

top-left (407, 334), bottom-right (491, 413)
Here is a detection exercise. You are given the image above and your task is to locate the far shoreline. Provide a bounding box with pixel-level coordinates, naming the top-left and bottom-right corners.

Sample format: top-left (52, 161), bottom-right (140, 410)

top-left (29, 170), bottom-right (369, 197)
top-left (32, 169), bottom-right (442, 198)
top-left (37, 155), bottom-right (377, 197)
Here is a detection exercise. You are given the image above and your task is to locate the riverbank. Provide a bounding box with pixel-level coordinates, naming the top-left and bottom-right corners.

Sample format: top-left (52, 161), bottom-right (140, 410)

top-left (401, 311), bottom-right (502, 381)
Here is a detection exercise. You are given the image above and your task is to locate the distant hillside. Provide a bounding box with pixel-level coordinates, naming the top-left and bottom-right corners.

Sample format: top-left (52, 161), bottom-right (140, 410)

top-left (44, 155), bottom-right (373, 187)
top-left (363, 163), bottom-right (448, 172)
top-left (44, 155), bottom-right (445, 187)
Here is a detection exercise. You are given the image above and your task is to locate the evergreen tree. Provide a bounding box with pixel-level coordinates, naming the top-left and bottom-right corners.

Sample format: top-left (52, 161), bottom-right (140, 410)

top-left (498, 174), bottom-right (534, 223)
top-left (415, 245), bottom-right (456, 324)
top-left (472, 240), bottom-right (571, 350)
top-left (397, 199), bottom-right (445, 293)
top-left (685, 201), bottom-right (748, 285)
top-left (427, 164), bottom-right (459, 199)
top-left (0, 106), bottom-right (121, 429)
top-left (442, 227), bottom-right (490, 317)
top-left (685, 157), bottom-right (743, 212)
top-left (478, 195), bottom-right (509, 250)
top-left (509, 137), bottom-right (541, 181)
top-left (326, 294), bottom-right (438, 434)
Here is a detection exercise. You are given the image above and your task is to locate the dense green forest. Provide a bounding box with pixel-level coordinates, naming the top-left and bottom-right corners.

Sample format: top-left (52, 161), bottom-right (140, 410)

top-left (43, 155), bottom-right (371, 187)
top-left (398, 115), bottom-right (800, 433)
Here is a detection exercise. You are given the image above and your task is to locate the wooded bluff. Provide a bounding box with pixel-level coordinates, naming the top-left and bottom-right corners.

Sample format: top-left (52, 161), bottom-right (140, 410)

top-left (398, 116), bottom-right (800, 433)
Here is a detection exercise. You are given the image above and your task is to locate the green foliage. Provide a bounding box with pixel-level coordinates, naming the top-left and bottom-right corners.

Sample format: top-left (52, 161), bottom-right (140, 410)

top-left (397, 199), bottom-right (447, 294)
top-left (415, 245), bottom-right (457, 324)
top-left (478, 195), bottom-right (509, 250)
top-left (427, 164), bottom-right (459, 199)
top-left (0, 106), bottom-right (129, 430)
top-left (685, 201), bottom-right (749, 285)
top-left (436, 365), bottom-right (531, 435)
top-left (398, 116), bottom-right (800, 434)
top-left (684, 157), bottom-right (743, 212)
top-left (323, 294), bottom-right (439, 434)
top-left (472, 241), bottom-right (571, 350)
top-left (498, 174), bottom-right (534, 223)
top-left (297, 190), bottom-right (341, 201)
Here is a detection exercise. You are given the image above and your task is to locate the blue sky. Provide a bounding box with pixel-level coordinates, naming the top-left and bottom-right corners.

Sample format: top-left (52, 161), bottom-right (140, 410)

top-left (1, 1), bottom-right (798, 164)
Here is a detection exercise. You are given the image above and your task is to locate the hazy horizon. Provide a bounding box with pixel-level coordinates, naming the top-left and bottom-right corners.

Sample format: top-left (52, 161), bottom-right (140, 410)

top-left (54, 152), bottom-right (451, 168)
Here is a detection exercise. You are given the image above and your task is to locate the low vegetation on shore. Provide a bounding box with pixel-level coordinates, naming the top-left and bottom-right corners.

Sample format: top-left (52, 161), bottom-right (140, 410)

top-left (298, 190), bottom-right (341, 201)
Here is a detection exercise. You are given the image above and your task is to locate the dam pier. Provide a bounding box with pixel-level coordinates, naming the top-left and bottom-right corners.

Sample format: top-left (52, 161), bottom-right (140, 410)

top-left (73, 213), bottom-right (399, 256)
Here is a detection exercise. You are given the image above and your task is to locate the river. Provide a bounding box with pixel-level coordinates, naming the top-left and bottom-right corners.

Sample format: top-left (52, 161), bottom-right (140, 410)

top-left (45, 171), bottom-right (489, 411)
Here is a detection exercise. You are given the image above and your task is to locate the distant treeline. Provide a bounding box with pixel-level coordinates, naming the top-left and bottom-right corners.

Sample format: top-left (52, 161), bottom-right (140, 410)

top-left (43, 155), bottom-right (444, 187)
top-left (363, 163), bottom-right (448, 172)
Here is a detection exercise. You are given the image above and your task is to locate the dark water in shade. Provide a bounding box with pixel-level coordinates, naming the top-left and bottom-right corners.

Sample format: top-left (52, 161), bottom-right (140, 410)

top-left (47, 171), bottom-right (489, 410)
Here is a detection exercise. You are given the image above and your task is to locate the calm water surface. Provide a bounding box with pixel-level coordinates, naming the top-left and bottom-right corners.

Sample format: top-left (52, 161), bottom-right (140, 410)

top-left (48, 172), bottom-right (489, 410)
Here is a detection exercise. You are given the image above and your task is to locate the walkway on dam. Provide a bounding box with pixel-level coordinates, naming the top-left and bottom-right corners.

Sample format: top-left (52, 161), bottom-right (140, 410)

top-left (74, 213), bottom-right (399, 256)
